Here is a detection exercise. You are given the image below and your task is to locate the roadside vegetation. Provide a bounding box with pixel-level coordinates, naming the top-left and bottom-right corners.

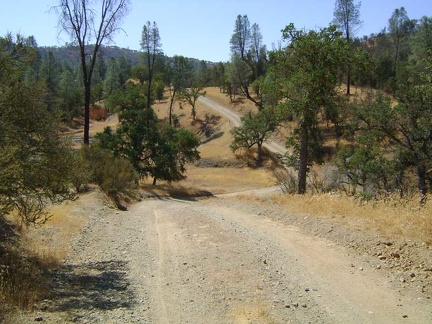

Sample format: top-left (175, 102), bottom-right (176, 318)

top-left (1, 0), bottom-right (431, 318)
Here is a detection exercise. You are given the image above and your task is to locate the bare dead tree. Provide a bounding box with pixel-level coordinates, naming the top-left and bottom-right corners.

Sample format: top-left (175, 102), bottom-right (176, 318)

top-left (55, 0), bottom-right (130, 144)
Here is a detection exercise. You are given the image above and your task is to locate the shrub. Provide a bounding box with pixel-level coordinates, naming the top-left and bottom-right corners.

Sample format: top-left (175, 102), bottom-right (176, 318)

top-left (80, 146), bottom-right (138, 199)
top-left (69, 150), bottom-right (92, 193)
top-left (273, 169), bottom-right (298, 194)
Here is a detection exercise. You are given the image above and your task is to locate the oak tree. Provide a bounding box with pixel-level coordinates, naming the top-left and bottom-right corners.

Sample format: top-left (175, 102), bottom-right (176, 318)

top-left (275, 25), bottom-right (348, 194)
top-left (0, 35), bottom-right (74, 227)
top-left (230, 108), bottom-right (279, 167)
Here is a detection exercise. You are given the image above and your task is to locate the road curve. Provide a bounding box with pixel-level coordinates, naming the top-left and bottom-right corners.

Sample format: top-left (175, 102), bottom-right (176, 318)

top-left (198, 96), bottom-right (287, 156)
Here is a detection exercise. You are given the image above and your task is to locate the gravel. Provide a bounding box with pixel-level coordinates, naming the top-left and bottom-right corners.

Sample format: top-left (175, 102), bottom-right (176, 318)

top-left (7, 191), bottom-right (432, 323)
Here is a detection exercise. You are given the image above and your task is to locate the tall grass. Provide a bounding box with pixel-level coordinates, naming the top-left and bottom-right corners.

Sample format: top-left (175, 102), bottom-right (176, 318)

top-left (267, 193), bottom-right (432, 243)
top-left (0, 243), bottom-right (57, 313)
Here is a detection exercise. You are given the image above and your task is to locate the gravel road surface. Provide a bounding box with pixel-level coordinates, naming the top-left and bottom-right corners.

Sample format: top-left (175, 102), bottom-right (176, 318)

top-left (11, 194), bottom-right (431, 323)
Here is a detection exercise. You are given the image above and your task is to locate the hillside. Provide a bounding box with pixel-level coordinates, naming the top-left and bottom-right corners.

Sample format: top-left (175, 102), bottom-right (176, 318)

top-left (5, 87), bottom-right (432, 323)
top-left (38, 45), bottom-right (214, 69)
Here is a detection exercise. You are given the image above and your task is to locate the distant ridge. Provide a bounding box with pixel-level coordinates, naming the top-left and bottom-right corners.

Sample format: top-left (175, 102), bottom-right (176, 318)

top-left (38, 45), bottom-right (216, 68)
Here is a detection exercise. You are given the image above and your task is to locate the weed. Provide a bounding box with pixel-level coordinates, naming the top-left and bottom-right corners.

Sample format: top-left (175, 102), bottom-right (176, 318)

top-left (0, 243), bottom-right (56, 312)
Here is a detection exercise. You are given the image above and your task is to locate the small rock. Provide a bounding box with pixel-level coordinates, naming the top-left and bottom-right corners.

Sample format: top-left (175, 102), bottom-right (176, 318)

top-left (376, 265), bottom-right (381, 269)
top-left (402, 315), bottom-right (408, 318)
top-left (379, 256), bottom-right (387, 260)
top-left (359, 267), bottom-right (364, 271)
top-left (410, 272), bottom-right (416, 278)
top-left (35, 317), bottom-right (43, 322)
top-left (400, 277), bottom-right (406, 283)
top-left (302, 304), bottom-right (307, 308)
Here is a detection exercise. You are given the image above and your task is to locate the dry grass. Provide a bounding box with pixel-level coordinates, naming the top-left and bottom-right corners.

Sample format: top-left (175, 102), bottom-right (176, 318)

top-left (0, 245), bottom-right (52, 312)
top-left (0, 189), bottom-right (103, 313)
top-left (139, 165), bottom-right (277, 196)
top-left (182, 165), bottom-right (277, 194)
top-left (147, 88), bottom-right (280, 194)
top-left (250, 192), bottom-right (432, 244)
top-left (204, 87), bottom-right (259, 115)
top-left (21, 199), bottom-right (90, 262)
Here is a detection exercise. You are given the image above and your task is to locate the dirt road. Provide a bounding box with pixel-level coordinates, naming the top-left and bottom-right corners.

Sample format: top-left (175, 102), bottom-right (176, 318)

top-left (198, 96), bottom-right (287, 156)
top-left (12, 193), bottom-right (431, 323)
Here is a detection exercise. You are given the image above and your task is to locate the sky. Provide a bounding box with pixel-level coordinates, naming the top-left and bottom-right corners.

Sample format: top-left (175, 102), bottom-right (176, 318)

top-left (1, 0), bottom-right (432, 62)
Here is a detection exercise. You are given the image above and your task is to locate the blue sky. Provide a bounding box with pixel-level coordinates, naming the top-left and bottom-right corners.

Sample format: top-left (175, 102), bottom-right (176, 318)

top-left (1, 0), bottom-right (431, 62)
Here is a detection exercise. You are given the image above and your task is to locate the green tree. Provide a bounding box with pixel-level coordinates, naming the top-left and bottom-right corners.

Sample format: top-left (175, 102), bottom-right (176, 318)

top-left (149, 126), bottom-right (201, 185)
top-left (337, 95), bottom-right (399, 195)
top-left (91, 52), bottom-right (107, 104)
top-left (154, 79), bottom-right (165, 103)
top-left (104, 57), bottom-right (122, 99)
top-left (98, 84), bottom-right (200, 185)
top-left (229, 14), bottom-right (266, 107)
top-left (230, 14), bottom-right (250, 60)
top-left (117, 56), bottom-right (132, 87)
top-left (179, 85), bottom-right (206, 120)
top-left (167, 55), bottom-right (192, 125)
top-left (388, 7), bottom-right (415, 77)
top-left (55, 0), bottom-right (130, 144)
top-left (341, 67), bottom-right (432, 203)
top-left (274, 24), bottom-right (348, 194)
top-left (0, 35), bottom-right (74, 227)
top-left (225, 53), bottom-right (253, 101)
top-left (40, 51), bottom-right (62, 109)
top-left (230, 108), bottom-right (279, 166)
top-left (140, 21), bottom-right (162, 109)
top-left (57, 66), bottom-right (84, 120)
top-left (195, 60), bottom-right (210, 86)
top-left (412, 16), bottom-right (432, 61)
top-left (131, 64), bottom-right (148, 84)
top-left (249, 23), bottom-right (267, 81)
top-left (333, 0), bottom-right (362, 95)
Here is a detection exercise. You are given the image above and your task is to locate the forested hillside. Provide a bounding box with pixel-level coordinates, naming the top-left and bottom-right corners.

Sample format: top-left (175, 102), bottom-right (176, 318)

top-left (1, 0), bottom-right (431, 319)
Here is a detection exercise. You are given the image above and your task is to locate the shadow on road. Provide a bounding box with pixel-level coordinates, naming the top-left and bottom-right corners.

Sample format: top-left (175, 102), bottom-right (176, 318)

top-left (49, 260), bottom-right (134, 313)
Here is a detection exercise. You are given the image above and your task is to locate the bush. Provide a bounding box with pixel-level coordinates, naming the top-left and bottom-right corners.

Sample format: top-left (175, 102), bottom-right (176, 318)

top-left (273, 169), bottom-right (298, 194)
top-left (80, 146), bottom-right (138, 199)
top-left (70, 150), bottom-right (92, 193)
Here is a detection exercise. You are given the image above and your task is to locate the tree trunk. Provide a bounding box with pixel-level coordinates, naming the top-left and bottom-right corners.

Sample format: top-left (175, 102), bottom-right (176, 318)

top-left (168, 89), bottom-right (176, 126)
top-left (192, 106), bottom-right (196, 121)
top-left (146, 50), bottom-right (153, 110)
top-left (346, 64), bottom-right (351, 96)
top-left (84, 83), bottom-right (91, 145)
top-left (257, 142), bottom-right (262, 167)
top-left (417, 164), bottom-right (427, 205)
top-left (297, 123), bottom-right (308, 195)
top-left (346, 32), bottom-right (351, 96)
top-left (153, 177), bottom-right (157, 186)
